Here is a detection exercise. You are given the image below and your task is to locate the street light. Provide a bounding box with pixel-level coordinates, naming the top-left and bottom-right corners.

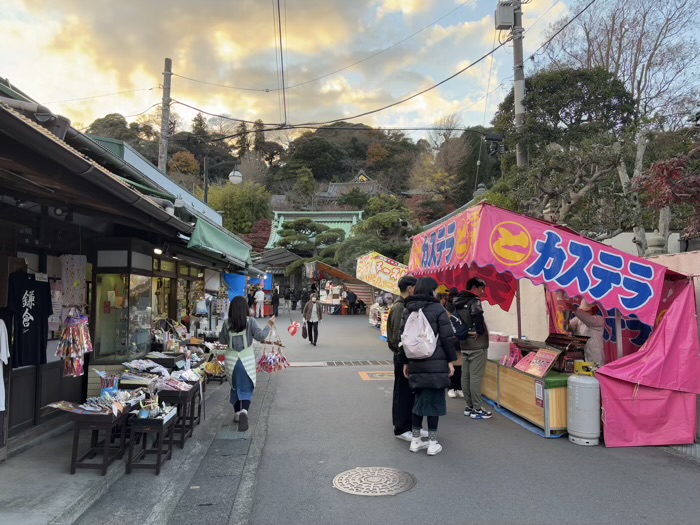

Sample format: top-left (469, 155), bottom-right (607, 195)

top-left (203, 156), bottom-right (243, 204)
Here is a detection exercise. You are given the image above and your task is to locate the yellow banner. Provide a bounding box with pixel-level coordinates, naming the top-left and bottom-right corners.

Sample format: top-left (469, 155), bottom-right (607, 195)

top-left (356, 252), bottom-right (408, 295)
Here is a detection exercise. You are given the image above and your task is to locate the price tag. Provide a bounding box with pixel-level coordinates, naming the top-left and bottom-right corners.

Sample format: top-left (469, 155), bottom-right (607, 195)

top-left (35, 273), bottom-right (48, 282)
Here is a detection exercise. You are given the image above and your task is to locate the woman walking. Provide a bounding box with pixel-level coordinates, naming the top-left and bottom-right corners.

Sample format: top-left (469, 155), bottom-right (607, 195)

top-left (219, 296), bottom-right (274, 431)
top-left (399, 277), bottom-right (457, 456)
top-left (302, 293), bottom-right (323, 346)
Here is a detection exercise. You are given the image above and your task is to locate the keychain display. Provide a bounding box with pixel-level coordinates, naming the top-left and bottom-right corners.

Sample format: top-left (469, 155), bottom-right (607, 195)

top-left (55, 309), bottom-right (93, 377)
top-left (256, 325), bottom-right (289, 373)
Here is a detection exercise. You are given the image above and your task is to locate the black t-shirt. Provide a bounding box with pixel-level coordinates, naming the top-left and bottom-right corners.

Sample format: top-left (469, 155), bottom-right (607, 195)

top-left (8, 272), bottom-right (52, 367)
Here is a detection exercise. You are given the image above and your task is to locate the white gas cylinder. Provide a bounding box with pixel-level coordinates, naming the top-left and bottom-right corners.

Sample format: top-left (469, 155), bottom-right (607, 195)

top-left (567, 374), bottom-right (601, 446)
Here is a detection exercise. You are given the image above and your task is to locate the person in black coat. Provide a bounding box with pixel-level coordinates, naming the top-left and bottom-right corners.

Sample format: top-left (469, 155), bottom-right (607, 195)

top-left (398, 277), bottom-right (457, 456)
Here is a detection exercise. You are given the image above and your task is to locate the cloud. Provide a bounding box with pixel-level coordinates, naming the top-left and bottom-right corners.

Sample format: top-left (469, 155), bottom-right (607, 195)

top-left (5, 0), bottom-right (530, 136)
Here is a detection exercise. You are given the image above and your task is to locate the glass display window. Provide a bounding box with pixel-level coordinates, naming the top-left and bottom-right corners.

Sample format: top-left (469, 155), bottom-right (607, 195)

top-left (94, 273), bottom-right (152, 362)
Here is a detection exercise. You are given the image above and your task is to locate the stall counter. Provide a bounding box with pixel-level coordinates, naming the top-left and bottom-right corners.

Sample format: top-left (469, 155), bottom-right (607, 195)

top-left (483, 360), bottom-right (568, 437)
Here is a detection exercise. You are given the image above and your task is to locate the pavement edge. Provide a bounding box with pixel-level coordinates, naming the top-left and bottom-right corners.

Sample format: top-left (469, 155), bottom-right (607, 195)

top-left (227, 373), bottom-right (277, 525)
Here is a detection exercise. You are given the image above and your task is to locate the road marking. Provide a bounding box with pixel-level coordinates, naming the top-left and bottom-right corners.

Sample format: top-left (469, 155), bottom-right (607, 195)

top-left (358, 371), bottom-right (394, 381)
top-left (289, 361), bottom-right (328, 367)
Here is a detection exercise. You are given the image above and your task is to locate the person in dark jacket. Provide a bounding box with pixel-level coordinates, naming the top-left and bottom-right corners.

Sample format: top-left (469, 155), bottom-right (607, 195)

top-left (399, 277), bottom-right (457, 456)
top-left (445, 301), bottom-right (464, 399)
top-left (387, 275), bottom-right (423, 442)
top-left (453, 277), bottom-right (492, 420)
top-left (271, 288), bottom-right (280, 317)
top-left (290, 288), bottom-right (298, 310)
top-left (300, 288), bottom-right (310, 313)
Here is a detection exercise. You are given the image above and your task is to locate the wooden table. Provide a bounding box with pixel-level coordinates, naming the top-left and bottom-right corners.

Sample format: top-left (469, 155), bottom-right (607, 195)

top-left (157, 386), bottom-right (199, 449)
top-left (126, 409), bottom-right (177, 475)
top-left (69, 410), bottom-right (131, 476)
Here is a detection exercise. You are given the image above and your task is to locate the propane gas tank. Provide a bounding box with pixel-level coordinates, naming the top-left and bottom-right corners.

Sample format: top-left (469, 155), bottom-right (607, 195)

top-left (567, 374), bottom-right (601, 446)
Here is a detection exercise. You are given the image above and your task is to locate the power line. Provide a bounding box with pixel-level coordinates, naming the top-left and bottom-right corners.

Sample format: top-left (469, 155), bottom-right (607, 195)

top-left (124, 102), bottom-right (162, 118)
top-left (524, 0), bottom-right (561, 34)
top-left (170, 100), bottom-right (284, 126)
top-left (170, 0), bottom-right (476, 93)
top-left (44, 87), bottom-right (157, 104)
top-left (295, 39), bottom-right (510, 126)
top-left (276, 0), bottom-right (288, 124)
top-left (518, 0), bottom-right (597, 68)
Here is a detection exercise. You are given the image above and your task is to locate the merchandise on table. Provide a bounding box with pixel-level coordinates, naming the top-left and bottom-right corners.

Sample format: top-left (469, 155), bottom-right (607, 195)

top-left (122, 359), bottom-right (170, 377)
top-left (155, 378), bottom-right (193, 391)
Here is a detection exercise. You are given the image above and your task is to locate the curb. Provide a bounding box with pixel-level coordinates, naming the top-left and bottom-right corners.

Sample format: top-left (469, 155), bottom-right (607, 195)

top-left (228, 373), bottom-right (277, 525)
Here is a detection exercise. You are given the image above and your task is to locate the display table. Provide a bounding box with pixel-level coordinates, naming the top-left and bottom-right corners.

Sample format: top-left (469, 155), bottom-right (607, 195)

top-left (69, 410), bottom-right (131, 476)
top-left (484, 360), bottom-right (568, 437)
top-left (158, 387), bottom-right (199, 449)
top-left (126, 409), bottom-right (176, 475)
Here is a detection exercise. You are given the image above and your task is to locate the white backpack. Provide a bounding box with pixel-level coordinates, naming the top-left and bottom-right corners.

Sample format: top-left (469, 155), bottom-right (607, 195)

top-left (400, 308), bottom-right (438, 359)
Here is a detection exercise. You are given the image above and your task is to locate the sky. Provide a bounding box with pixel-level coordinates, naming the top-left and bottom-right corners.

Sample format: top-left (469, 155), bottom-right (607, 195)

top-left (1, 0), bottom-right (569, 137)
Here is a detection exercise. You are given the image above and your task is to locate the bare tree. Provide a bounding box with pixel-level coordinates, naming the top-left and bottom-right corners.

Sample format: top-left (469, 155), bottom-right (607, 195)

top-left (238, 151), bottom-right (269, 185)
top-left (542, 0), bottom-right (699, 254)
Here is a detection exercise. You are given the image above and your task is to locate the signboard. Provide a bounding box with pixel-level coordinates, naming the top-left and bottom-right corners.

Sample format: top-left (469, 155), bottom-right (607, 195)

top-left (408, 203), bottom-right (668, 326)
top-left (356, 252), bottom-right (408, 296)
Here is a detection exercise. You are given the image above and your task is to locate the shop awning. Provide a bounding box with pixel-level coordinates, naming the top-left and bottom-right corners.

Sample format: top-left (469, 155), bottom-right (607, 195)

top-left (356, 251), bottom-right (408, 295)
top-left (187, 219), bottom-right (252, 269)
top-left (408, 203), bottom-right (686, 326)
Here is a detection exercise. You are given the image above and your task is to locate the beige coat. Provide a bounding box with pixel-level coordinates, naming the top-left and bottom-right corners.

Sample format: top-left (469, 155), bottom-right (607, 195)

top-left (570, 308), bottom-right (605, 365)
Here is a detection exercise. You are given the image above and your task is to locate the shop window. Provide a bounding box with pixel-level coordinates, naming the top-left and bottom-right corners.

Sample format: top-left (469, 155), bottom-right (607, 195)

top-left (94, 273), bottom-right (152, 362)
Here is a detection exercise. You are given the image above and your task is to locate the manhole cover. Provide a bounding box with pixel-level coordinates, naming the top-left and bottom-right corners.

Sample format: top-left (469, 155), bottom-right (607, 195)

top-left (332, 467), bottom-right (415, 496)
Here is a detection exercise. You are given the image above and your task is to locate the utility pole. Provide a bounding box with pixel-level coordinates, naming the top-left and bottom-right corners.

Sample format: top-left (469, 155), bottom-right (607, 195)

top-left (158, 57), bottom-right (172, 173)
top-left (203, 155), bottom-right (209, 204)
top-left (512, 0), bottom-right (527, 168)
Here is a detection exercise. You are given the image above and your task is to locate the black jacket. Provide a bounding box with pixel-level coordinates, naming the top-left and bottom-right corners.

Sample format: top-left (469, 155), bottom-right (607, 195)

top-left (387, 297), bottom-right (405, 353)
top-left (398, 294), bottom-right (458, 390)
top-left (453, 291), bottom-right (489, 351)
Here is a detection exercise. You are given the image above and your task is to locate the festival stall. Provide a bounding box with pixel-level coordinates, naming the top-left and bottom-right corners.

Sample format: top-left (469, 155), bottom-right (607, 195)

top-left (356, 252), bottom-right (408, 332)
top-left (408, 203), bottom-right (700, 446)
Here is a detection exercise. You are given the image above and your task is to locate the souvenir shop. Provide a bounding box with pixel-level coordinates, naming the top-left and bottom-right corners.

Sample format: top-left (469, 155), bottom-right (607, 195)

top-left (409, 203), bottom-right (700, 447)
top-left (0, 96), bottom-right (251, 461)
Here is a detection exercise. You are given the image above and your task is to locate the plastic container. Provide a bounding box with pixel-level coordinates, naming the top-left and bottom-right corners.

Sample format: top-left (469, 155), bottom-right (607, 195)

top-left (567, 374), bottom-right (601, 446)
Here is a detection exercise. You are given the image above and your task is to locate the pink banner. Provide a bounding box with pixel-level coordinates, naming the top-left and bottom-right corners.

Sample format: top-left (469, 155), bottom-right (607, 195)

top-left (410, 204), bottom-right (669, 326)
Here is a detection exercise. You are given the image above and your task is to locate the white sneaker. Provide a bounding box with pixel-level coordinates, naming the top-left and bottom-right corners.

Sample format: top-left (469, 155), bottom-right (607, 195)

top-left (456, 390), bottom-right (465, 398)
top-left (233, 411), bottom-right (240, 423)
top-left (427, 439), bottom-right (442, 456)
top-left (409, 437), bottom-right (428, 453)
top-left (395, 431), bottom-right (413, 442)
top-left (397, 429), bottom-right (428, 441)
top-left (447, 389), bottom-right (457, 398)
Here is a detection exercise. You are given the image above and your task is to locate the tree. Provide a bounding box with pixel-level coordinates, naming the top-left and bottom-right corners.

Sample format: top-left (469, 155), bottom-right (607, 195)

top-left (86, 113), bottom-right (139, 141)
top-left (364, 195), bottom-right (409, 218)
top-left (338, 188), bottom-right (370, 210)
top-left (544, 0), bottom-right (698, 124)
top-left (286, 167), bottom-right (319, 210)
top-left (285, 134), bottom-right (347, 181)
top-left (493, 67), bottom-right (636, 157)
top-left (253, 119), bottom-right (266, 152)
top-left (542, 0), bottom-right (699, 252)
top-left (334, 209), bottom-right (416, 274)
top-left (206, 182), bottom-right (272, 234)
top-left (239, 151), bottom-right (269, 185)
top-left (233, 122), bottom-right (250, 158)
top-left (241, 218), bottom-right (272, 254)
top-left (168, 151), bottom-right (201, 192)
top-left (491, 68), bottom-right (638, 237)
top-left (276, 218), bottom-right (335, 259)
top-left (192, 112), bottom-right (208, 137)
top-left (636, 143), bottom-right (700, 238)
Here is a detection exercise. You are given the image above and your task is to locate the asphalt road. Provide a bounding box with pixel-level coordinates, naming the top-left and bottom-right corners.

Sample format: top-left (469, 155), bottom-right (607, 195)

top-left (252, 313), bottom-right (700, 525)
